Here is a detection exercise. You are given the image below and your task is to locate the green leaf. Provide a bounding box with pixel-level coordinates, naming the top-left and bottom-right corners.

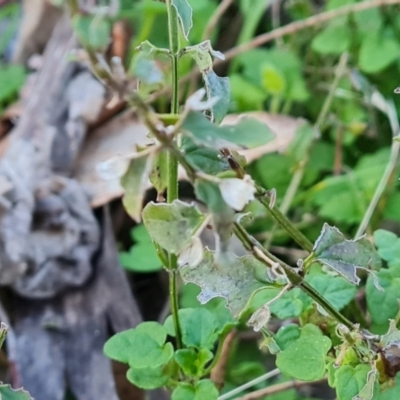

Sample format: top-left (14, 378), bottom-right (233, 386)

top-left (172, 0), bottom-right (193, 40)
top-left (72, 14), bottom-right (111, 50)
top-left (182, 111), bottom-right (274, 150)
top-left (165, 308), bottom-right (218, 349)
top-left (150, 151), bottom-right (169, 201)
top-left (0, 385), bottom-right (33, 400)
top-left (306, 272), bottom-right (357, 310)
top-left (172, 380), bottom-right (218, 400)
top-left (373, 229), bottom-right (400, 267)
top-left (121, 151), bottom-right (155, 222)
top-left (378, 375), bottom-right (400, 399)
top-left (366, 265), bottom-right (400, 325)
top-left (270, 288), bottom-right (312, 319)
top-left (142, 200), bottom-right (204, 254)
top-left (175, 347), bottom-right (213, 377)
top-left (180, 250), bottom-right (269, 317)
top-left (311, 23), bottom-right (351, 55)
top-left (313, 224), bottom-right (381, 285)
top-left (359, 31), bottom-right (400, 74)
top-left (195, 180), bottom-right (235, 255)
top-left (204, 70), bottom-right (230, 124)
top-left (274, 324), bottom-right (301, 351)
top-left (261, 63), bottom-right (286, 95)
top-left (127, 365), bottom-right (169, 390)
top-left (182, 138), bottom-right (230, 175)
top-left (0, 64), bottom-right (26, 106)
top-left (104, 322), bottom-right (173, 368)
top-left (130, 52), bottom-right (164, 85)
top-left (230, 73), bottom-right (266, 111)
top-left (335, 364), bottom-right (371, 400)
top-left (276, 325), bottom-right (332, 381)
top-left (119, 225), bottom-right (162, 273)
top-left (286, 122), bottom-right (317, 164)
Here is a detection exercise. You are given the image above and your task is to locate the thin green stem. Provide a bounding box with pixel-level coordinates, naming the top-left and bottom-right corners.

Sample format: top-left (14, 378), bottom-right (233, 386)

top-left (233, 223), bottom-right (355, 329)
top-left (266, 53), bottom-right (348, 247)
top-left (165, 0), bottom-right (182, 350)
top-left (355, 141), bottom-right (400, 238)
top-left (257, 193), bottom-right (313, 252)
top-left (169, 270), bottom-right (182, 349)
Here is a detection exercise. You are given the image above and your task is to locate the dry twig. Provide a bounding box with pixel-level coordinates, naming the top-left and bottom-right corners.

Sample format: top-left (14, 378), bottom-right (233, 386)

top-left (237, 378), bottom-right (326, 400)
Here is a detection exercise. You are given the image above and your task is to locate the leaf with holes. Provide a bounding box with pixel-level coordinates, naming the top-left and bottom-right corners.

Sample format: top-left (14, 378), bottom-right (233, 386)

top-left (142, 200), bottom-right (205, 254)
top-left (312, 224), bottom-right (381, 285)
top-left (180, 250), bottom-right (269, 317)
top-left (121, 151), bottom-right (155, 222)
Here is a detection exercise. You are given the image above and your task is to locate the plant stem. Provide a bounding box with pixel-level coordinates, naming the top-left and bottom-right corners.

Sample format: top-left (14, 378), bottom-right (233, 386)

top-left (257, 192), bottom-right (313, 252)
top-left (233, 223), bottom-right (355, 329)
top-left (272, 53), bottom-right (348, 237)
top-left (218, 369), bottom-right (281, 400)
top-left (236, 378), bottom-right (326, 400)
top-left (355, 137), bottom-right (400, 238)
top-left (166, 0), bottom-right (182, 350)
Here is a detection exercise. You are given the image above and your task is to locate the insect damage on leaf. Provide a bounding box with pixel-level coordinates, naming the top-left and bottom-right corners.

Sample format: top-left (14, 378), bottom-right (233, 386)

top-left (180, 249), bottom-right (270, 317)
top-left (312, 224), bottom-right (381, 286)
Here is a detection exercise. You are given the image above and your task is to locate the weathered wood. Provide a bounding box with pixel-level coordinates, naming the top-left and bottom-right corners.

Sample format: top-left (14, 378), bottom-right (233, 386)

top-left (0, 10), bottom-right (143, 399)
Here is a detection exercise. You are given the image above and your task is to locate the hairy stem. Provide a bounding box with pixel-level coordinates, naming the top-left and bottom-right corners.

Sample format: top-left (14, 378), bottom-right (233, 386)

top-left (166, 0), bottom-right (182, 349)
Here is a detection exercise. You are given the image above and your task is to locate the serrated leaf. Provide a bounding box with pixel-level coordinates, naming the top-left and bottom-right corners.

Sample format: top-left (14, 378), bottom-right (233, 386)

top-left (182, 111), bottom-right (274, 149)
top-left (180, 250), bottom-right (269, 317)
top-left (142, 200), bottom-right (205, 254)
top-left (0, 323), bottom-right (8, 349)
top-left (313, 224), bottom-right (381, 285)
top-left (127, 365), bottom-right (169, 390)
top-left (172, 0), bottom-right (193, 40)
top-left (121, 151), bottom-right (155, 222)
top-left (104, 322), bottom-right (173, 368)
top-left (165, 307), bottom-right (218, 349)
top-left (0, 385), bottom-right (33, 400)
top-left (276, 324), bottom-right (332, 381)
top-left (204, 70), bottom-right (230, 124)
top-left (172, 380), bottom-right (218, 400)
top-left (72, 14), bottom-right (111, 50)
top-left (174, 347), bottom-right (213, 377)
